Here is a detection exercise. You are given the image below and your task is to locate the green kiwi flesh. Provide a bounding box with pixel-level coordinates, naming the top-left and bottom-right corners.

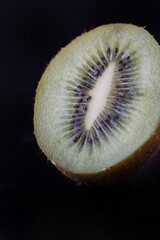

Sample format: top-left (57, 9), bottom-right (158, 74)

top-left (34, 24), bottom-right (160, 185)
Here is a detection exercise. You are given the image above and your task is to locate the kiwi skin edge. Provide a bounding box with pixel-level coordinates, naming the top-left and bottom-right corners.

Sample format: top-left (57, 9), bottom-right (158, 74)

top-left (34, 24), bottom-right (160, 186)
top-left (54, 122), bottom-right (160, 186)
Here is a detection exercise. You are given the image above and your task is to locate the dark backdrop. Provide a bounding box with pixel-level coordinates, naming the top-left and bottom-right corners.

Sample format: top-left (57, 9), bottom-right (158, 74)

top-left (1, 0), bottom-right (160, 239)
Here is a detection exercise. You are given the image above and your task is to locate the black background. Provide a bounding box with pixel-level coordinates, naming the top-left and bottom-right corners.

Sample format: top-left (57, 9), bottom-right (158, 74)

top-left (1, 0), bottom-right (160, 239)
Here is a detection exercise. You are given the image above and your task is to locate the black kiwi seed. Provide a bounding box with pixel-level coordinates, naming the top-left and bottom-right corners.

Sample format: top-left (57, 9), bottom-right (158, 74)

top-left (75, 85), bottom-right (83, 92)
top-left (101, 56), bottom-right (108, 66)
top-left (99, 120), bottom-right (107, 129)
top-left (74, 93), bottom-right (84, 97)
top-left (86, 96), bottom-right (92, 102)
top-left (91, 66), bottom-right (100, 77)
top-left (74, 109), bottom-right (80, 114)
top-left (81, 134), bottom-right (86, 144)
top-left (92, 128), bottom-right (99, 139)
top-left (114, 48), bottom-right (118, 57)
top-left (70, 119), bottom-right (75, 124)
top-left (97, 62), bottom-right (105, 73)
top-left (82, 82), bottom-right (92, 90)
top-left (72, 121), bottom-right (81, 130)
top-left (87, 137), bottom-right (92, 144)
top-left (74, 104), bottom-right (80, 108)
top-left (82, 106), bottom-right (88, 112)
top-left (97, 125), bottom-right (102, 132)
top-left (107, 47), bottom-right (111, 55)
top-left (108, 115), bottom-right (116, 127)
top-left (73, 134), bottom-right (81, 143)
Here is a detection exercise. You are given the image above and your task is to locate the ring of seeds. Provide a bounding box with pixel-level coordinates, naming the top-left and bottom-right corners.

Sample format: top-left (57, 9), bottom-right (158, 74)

top-left (64, 46), bottom-right (141, 148)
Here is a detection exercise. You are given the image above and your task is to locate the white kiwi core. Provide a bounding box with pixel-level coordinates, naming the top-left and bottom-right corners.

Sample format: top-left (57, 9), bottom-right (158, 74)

top-left (85, 62), bottom-right (115, 130)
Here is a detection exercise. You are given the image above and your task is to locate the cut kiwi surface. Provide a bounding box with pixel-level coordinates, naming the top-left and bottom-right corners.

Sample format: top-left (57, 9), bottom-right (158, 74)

top-left (34, 24), bottom-right (160, 185)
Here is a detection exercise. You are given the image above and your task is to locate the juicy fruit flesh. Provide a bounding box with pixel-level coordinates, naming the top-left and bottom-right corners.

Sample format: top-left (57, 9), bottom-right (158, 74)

top-left (34, 24), bottom-right (160, 175)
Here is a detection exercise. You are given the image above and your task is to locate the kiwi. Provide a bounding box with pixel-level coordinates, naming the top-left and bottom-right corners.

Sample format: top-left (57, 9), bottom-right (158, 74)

top-left (34, 23), bottom-right (160, 185)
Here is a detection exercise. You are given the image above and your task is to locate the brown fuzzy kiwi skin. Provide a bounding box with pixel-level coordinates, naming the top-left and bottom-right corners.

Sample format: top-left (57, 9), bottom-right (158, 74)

top-left (53, 121), bottom-right (160, 186)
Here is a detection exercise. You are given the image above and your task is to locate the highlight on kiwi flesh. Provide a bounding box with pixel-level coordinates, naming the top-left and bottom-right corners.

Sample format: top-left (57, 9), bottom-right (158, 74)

top-left (34, 23), bottom-right (160, 185)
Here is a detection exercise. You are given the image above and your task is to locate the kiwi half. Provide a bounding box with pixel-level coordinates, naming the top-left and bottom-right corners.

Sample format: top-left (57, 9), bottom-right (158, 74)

top-left (34, 24), bottom-right (160, 185)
